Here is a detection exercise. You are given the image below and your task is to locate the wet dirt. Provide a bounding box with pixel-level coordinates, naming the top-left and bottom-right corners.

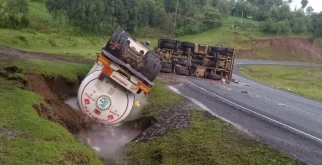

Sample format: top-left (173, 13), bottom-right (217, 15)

top-left (26, 74), bottom-right (95, 133)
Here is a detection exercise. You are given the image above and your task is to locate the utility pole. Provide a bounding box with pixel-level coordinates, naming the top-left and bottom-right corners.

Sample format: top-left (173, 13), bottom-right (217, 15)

top-left (173, 0), bottom-right (179, 33)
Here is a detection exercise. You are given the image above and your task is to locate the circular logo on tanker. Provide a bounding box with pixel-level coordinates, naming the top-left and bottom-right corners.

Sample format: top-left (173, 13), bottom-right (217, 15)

top-left (95, 95), bottom-right (112, 111)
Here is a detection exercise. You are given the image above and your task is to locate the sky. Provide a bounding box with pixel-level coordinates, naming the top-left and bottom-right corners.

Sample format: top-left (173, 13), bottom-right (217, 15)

top-left (289, 0), bottom-right (322, 12)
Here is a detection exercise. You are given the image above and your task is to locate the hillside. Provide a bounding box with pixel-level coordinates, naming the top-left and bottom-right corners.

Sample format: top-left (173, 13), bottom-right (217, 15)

top-left (0, 0), bottom-right (321, 62)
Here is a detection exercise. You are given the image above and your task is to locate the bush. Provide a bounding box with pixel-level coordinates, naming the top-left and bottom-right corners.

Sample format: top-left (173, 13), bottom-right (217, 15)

top-left (260, 19), bottom-right (291, 35)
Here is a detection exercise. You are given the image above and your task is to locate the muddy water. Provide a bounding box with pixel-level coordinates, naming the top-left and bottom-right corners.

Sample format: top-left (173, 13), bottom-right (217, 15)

top-left (64, 97), bottom-right (80, 111)
top-left (64, 97), bottom-right (145, 158)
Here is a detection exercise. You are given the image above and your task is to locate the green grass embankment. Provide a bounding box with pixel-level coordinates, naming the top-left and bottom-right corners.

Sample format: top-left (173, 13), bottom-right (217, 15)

top-left (0, 59), bottom-right (102, 165)
top-left (240, 65), bottom-right (322, 102)
top-left (121, 78), bottom-right (300, 165)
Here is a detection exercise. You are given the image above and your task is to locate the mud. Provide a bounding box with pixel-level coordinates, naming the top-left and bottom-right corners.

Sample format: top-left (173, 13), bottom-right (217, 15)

top-left (26, 74), bottom-right (95, 133)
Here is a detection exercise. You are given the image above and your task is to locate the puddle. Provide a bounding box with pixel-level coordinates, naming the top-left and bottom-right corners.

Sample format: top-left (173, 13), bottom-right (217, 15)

top-left (64, 95), bottom-right (155, 160)
top-left (75, 124), bottom-right (142, 157)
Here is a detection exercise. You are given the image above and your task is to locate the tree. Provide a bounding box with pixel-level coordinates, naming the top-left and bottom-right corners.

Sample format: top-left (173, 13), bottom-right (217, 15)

top-left (301, 0), bottom-right (308, 9)
top-left (203, 8), bottom-right (222, 29)
top-left (0, 0), bottom-right (29, 29)
top-left (164, 0), bottom-right (177, 13)
top-left (306, 6), bottom-right (314, 16)
top-left (288, 0), bottom-right (293, 4)
top-left (196, 0), bottom-right (207, 6)
top-left (310, 12), bottom-right (322, 37)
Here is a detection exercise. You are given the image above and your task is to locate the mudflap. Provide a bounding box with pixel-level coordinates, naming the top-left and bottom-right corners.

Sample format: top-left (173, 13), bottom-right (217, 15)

top-left (77, 70), bottom-right (134, 124)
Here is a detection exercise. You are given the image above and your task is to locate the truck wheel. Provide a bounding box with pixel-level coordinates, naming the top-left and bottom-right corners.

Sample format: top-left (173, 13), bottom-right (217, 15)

top-left (140, 51), bottom-right (162, 81)
top-left (209, 51), bottom-right (217, 56)
top-left (118, 32), bottom-right (130, 50)
top-left (160, 67), bottom-right (172, 73)
top-left (111, 28), bottom-right (124, 42)
top-left (210, 46), bottom-right (227, 52)
top-left (175, 67), bottom-right (190, 76)
top-left (160, 43), bottom-right (176, 49)
top-left (162, 63), bottom-right (172, 69)
top-left (160, 39), bottom-right (177, 44)
top-left (181, 42), bottom-right (195, 49)
top-left (207, 74), bottom-right (222, 80)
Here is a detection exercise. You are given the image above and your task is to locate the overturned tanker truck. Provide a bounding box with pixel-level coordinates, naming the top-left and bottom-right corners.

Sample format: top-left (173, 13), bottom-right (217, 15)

top-left (156, 39), bottom-right (235, 83)
top-left (77, 28), bottom-right (162, 124)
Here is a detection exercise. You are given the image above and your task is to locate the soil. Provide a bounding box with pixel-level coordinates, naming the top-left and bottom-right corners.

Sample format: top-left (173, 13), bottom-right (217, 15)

top-left (25, 74), bottom-right (96, 133)
top-left (157, 73), bottom-right (182, 85)
top-left (237, 38), bottom-right (322, 62)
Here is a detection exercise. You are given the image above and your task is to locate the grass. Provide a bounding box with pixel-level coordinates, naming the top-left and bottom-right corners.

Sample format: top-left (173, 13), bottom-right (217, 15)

top-left (240, 65), bottom-right (322, 102)
top-left (0, 62), bottom-right (103, 165)
top-left (2, 59), bottom-right (91, 82)
top-left (121, 78), bottom-right (300, 165)
top-left (141, 79), bottom-right (183, 119)
top-left (0, 28), bottom-right (107, 59)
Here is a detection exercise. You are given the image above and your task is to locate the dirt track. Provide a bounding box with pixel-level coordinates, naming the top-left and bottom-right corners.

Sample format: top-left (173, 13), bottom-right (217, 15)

top-left (0, 45), bottom-right (92, 64)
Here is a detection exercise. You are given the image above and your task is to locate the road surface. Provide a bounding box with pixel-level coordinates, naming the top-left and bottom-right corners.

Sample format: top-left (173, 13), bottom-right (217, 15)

top-left (167, 60), bottom-right (322, 165)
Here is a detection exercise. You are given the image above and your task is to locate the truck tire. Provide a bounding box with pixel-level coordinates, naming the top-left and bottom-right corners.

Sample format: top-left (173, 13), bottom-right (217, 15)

top-left (209, 51), bottom-right (217, 56)
top-left (118, 32), bottom-right (130, 50)
top-left (181, 42), bottom-right (195, 49)
top-left (160, 43), bottom-right (176, 49)
top-left (175, 67), bottom-right (190, 76)
top-left (210, 46), bottom-right (227, 52)
top-left (160, 67), bottom-right (172, 73)
top-left (162, 63), bottom-right (172, 69)
top-left (140, 51), bottom-right (162, 81)
top-left (160, 39), bottom-right (177, 44)
top-left (207, 74), bottom-right (222, 80)
top-left (111, 28), bottom-right (124, 42)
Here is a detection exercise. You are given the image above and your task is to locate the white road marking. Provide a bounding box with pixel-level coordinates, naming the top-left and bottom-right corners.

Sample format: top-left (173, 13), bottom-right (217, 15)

top-left (168, 85), bottom-right (254, 137)
top-left (244, 91), bottom-right (322, 118)
top-left (233, 74), bottom-right (322, 106)
top-left (186, 81), bottom-right (322, 143)
top-left (235, 62), bottom-right (322, 67)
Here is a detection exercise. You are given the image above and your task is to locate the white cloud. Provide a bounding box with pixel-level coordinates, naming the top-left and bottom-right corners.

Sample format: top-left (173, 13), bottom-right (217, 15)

top-left (289, 0), bottom-right (322, 12)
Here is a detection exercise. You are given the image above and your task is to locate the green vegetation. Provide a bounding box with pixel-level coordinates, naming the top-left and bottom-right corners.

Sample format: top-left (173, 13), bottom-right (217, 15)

top-left (2, 59), bottom-right (91, 82)
top-left (0, 16), bottom-right (295, 59)
top-left (0, 60), bottom-right (102, 165)
top-left (123, 79), bottom-right (300, 164)
top-left (2, 0), bottom-right (321, 38)
top-left (141, 79), bottom-right (183, 118)
top-left (240, 65), bottom-right (322, 102)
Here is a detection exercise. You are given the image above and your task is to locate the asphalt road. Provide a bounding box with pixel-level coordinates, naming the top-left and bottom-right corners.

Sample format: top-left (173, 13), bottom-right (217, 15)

top-left (168, 60), bottom-right (322, 165)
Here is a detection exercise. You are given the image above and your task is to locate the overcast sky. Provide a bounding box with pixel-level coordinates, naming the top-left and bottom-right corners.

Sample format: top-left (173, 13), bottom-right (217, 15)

top-left (289, 0), bottom-right (322, 12)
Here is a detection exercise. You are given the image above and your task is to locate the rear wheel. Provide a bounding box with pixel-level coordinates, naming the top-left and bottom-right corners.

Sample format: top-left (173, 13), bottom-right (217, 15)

top-left (139, 51), bottom-right (162, 81)
top-left (210, 46), bottom-right (227, 52)
top-left (160, 43), bottom-right (176, 49)
top-left (175, 67), bottom-right (190, 76)
top-left (162, 63), bottom-right (172, 69)
top-left (111, 28), bottom-right (124, 42)
top-left (118, 32), bottom-right (130, 50)
top-left (160, 67), bottom-right (172, 73)
top-left (181, 42), bottom-right (195, 49)
top-left (160, 39), bottom-right (177, 44)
